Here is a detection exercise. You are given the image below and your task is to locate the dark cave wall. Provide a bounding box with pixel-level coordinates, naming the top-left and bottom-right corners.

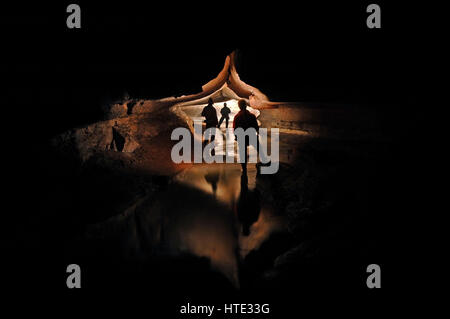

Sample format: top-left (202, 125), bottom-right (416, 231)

top-left (258, 103), bottom-right (385, 141)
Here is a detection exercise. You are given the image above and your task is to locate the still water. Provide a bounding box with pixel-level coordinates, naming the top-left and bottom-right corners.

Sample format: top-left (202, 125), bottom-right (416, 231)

top-left (86, 163), bottom-right (285, 288)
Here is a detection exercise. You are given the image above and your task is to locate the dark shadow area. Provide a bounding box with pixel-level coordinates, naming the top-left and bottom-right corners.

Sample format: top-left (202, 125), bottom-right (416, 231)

top-left (1, 1), bottom-right (428, 317)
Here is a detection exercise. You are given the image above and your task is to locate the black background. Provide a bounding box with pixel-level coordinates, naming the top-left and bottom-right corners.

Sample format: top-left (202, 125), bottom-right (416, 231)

top-left (2, 1), bottom-right (425, 138)
top-left (1, 1), bottom-right (428, 316)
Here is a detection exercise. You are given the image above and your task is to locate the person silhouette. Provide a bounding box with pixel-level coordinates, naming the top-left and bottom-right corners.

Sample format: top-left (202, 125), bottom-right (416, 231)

top-left (201, 98), bottom-right (218, 142)
top-left (235, 171), bottom-right (261, 236)
top-left (233, 99), bottom-right (258, 172)
top-left (233, 99), bottom-right (271, 174)
top-left (218, 102), bottom-right (231, 128)
top-left (201, 98), bottom-right (218, 156)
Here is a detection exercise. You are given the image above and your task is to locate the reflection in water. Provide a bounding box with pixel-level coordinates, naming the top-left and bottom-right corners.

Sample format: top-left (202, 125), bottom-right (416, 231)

top-left (86, 164), bottom-right (285, 288)
top-left (204, 170), bottom-right (220, 197)
top-left (236, 172), bottom-right (261, 236)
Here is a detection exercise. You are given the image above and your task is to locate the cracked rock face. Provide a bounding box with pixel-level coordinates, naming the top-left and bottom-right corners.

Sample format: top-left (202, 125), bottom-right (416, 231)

top-left (110, 126), bottom-right (139, 153)
top-left (52, 115), bottom-right (146, 163)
